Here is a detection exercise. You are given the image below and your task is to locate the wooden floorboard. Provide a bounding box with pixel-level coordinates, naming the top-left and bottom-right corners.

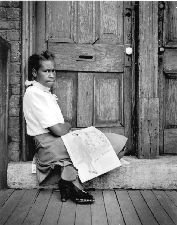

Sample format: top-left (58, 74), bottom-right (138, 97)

top-left (57, 198), bottom-right (76, 225)
top-left (153, 190), bottom-right (177, 224)
top-left (0, 189), bottom-right (14, 207)
top-left (166, 190), bottom-right (177, 207)
top-left (5, 189), bottom-right (39, 225)
top-left (115, 190), bottom-right (142, 225)
top-left (103, 190), bottom-right (125, 225)
top-left (40, 190), bottom-right (62, 225)
top-left (0, 189), bottom-right (25, 225)
top-left (23, 189), bottom-right (52, 225)
top-left (128, 190), bottom-right (159, 225)
top-left (75, 202), bottom-right (91, 225)
top-left (1, 189), bottom-right (177, 225)
top-left (91, 190), bottom-right (108, 225)
top-left (141, 190), bottom-right (176, 225)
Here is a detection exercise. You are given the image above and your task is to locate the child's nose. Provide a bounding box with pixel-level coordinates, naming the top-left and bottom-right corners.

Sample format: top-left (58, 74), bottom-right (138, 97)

top-left (49, 71), bottom-right (55, 77)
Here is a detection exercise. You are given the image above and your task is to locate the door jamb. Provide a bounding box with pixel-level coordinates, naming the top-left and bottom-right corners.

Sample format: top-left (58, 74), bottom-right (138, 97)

top-left (21, 2), bottom-right (36, 161)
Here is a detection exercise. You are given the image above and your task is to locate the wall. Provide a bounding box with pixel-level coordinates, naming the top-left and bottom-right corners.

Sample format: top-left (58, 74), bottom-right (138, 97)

top-left (0, 1), bottom-right (21, 161)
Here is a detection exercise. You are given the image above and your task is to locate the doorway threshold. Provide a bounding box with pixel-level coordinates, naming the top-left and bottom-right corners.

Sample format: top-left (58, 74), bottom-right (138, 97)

top-left (7, 155), bottom-right (177, 190)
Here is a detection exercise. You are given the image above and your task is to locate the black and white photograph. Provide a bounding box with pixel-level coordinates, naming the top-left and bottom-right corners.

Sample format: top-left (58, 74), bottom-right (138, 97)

top-left (1, 1), bottom-right (177, 225)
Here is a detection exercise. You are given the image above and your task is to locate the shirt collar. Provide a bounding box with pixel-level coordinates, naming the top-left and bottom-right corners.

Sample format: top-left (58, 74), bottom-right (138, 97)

top-left (33, 80), bottom-right (51, 92)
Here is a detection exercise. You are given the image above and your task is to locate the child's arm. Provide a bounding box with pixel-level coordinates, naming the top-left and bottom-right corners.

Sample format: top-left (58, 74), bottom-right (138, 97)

top-left (48, 122), bottom-right (71, 136)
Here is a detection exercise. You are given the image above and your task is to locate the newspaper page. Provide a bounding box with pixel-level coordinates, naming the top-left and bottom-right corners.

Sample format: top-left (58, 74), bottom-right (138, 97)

top-left (61, 126), bottom-right (122, 183)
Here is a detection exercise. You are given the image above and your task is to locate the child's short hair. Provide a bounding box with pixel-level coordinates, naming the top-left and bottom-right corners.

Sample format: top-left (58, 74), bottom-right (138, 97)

top-left (28, 50), bottom-right (55, 80)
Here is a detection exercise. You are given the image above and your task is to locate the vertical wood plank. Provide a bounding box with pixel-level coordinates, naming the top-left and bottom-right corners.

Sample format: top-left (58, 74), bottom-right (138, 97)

top-left (166, 191), bottom-right (177, 206)
top-left (138, 2), bottom-right (159, 158)
top-left (165, 79), bottom-right (177, 127)
top-left (0, 189), bottom-right (14, 207)
top-left (29, 2), bottom-right (35, 56)
top-left (103, 190), bottom-right (125, 225)
top-left (124, 66), bottom-right (133, 152)
top-left (45, 1), bottom-right (51, 42)
top-left (153, 190), bottom-right (177, 224)
top-left (24, 2), bottom-right (36, 160)
top-left (128, 190), bottom-right (159, 225)
top-left (72, 1), bottom-right (78, 43)
top-left (46, 1), bottom-right (72, 41)
top-left (78, 1), bottom-right (95, 44)
top-left (139, 1), bottom-right (158, 98)
top-left (161, 3), bottom-right (177, 154)
top-left (124, 1), bottom-right (132, 45)
top-left (58, 200), bottom-right (76, 225)
top-left (138, 98), bottom-right (159, 158)
top-left (5, 190), bottom-right (39, 225)
top-left (22, 2), bottom-right (36, 161)
top-left (0, 38), bottom-right (10, 189)
top-left (53, 72), bottom-right (77, 127)
top-left (163, 1), bottom-right (168, 46)
top-left (94, 73), bottom-right (123, 127)
top-left (77, 73), bottom-right (94, 127)
top-left (21, 1), bottom-right (29, 161)
top-left (91, 190), bottom-right (108, 225)
top-left (124, 2), bottom-right (133, 152)
top-left (140, 190), bottom-right (175, 225)
top-left (117, 2), bottom-right (124, 45)
top-left (40, 190), bottom-right (62, 225)
top-left (23, 189), bottom-right (52, 225)
top-left (164, 129), bottom-right (177, 154)
top-left (100, 2), bottom-right (119, 36)
top-left (158, 51), bottom-right (165, 154)
top-left (36, 1), bottom-right (46, 53)
top-left (75, 203), bottom-right (91, 225)
top-left (0, 190), bottom-right (26, 225)
top-left (115, 190), bottom-right (142, 225)
top-left (168, 2), bottom-right (177, 41)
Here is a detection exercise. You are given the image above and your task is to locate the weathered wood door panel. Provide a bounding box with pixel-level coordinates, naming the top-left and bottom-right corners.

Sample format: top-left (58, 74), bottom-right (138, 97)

top-left (93, 73), bottom-right (123, 127)
top-left (54, 72), bottom-right (78, 127)
top-left (160, 2), bottom-right (177, 153)
top-left (36, 1), bottom-right (133, 153)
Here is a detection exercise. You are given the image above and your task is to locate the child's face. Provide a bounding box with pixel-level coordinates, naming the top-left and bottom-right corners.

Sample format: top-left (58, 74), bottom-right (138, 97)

top-left (33, 60), bottom-right (56, 88)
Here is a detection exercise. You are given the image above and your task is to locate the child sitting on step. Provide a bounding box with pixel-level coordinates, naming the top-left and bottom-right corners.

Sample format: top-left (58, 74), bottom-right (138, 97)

top-left (23, 50), bottom-right (128, 204)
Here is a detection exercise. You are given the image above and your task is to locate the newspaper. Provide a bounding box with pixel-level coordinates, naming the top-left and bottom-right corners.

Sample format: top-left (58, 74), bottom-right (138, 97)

top-left (61, 126), bottom-right (122, 183)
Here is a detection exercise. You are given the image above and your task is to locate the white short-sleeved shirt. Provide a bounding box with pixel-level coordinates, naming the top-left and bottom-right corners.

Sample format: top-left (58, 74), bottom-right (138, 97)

top-left (23, 81), bottom-right (64, 136)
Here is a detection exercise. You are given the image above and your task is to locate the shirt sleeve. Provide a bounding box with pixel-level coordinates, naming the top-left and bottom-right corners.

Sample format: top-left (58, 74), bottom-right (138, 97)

top-left (30, 91), bottom-right (60, 128)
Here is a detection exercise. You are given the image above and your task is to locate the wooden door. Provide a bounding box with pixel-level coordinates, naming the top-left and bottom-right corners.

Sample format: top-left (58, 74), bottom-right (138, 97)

top-left (35, 1), bottom-right (134, 154)
top-left (159, 2), bottom-right (177, 154)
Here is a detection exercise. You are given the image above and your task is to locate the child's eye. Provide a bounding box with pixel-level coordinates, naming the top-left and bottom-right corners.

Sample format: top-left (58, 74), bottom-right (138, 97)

top-left (44, 70), bottom-right (56, 73)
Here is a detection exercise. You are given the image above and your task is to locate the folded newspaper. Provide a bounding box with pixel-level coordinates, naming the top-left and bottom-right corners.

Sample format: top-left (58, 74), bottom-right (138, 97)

top-left (61, 126), bottom-right (122, 183)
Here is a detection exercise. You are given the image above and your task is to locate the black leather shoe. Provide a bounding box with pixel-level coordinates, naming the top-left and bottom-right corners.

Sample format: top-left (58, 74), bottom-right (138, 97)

top-left (58, 179), bottom-right (95, 204)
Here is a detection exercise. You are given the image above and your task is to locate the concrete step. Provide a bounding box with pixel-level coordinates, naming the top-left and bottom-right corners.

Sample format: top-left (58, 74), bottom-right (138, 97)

top-left (7, 156), bottom-right (177, 189)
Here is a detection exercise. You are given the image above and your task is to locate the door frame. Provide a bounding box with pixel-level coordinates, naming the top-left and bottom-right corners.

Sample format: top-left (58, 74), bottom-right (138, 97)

top-left (21, 1), bottom-right (36, 161)
top-left (0, 37), bottom-right (10, 189)
top-left (138, 2), bottom-right (159, 158)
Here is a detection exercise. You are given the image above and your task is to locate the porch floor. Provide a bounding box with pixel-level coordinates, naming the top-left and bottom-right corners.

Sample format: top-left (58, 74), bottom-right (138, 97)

top-left (1, 189), bottom-right (177, 225)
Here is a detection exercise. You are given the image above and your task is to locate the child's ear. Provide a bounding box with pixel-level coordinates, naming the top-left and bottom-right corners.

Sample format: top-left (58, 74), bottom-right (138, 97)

top-left (32, 68), bottom-right (37, 77)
